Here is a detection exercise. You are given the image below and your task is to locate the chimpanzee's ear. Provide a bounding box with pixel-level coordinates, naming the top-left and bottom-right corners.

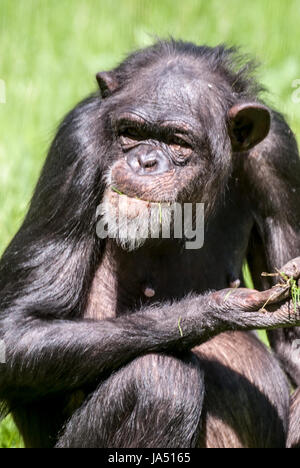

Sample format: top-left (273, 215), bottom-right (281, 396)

top-left (96, 71), bottom-right (119, 98)
top-left (228, 103), bottom-right (271, 152)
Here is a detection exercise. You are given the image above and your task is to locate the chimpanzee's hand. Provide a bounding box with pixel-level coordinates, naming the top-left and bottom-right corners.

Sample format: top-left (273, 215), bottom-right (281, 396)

top-left (212, 257), bottom-right (300, 313)
top-left (208, 257), bottom-right (300, 331)
top-left (212, 285), bottom-right (291, 312)
top-left (264, 256), bottom-right (300, 319)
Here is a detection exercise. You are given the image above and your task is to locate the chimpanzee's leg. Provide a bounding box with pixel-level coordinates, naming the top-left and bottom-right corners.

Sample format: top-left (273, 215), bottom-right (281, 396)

top-left (56, 352), bottom-right (204, 448)
top-left (287, 388), bottom-right (300, 448)
top-left (195, 331), bottom-right (290, 448)
top-left (12, 398), bottom-right (67, 448)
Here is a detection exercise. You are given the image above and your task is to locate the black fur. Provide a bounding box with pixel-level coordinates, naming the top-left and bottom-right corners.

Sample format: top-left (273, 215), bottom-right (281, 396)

top-left (0, 40), bottom-right (300, 448)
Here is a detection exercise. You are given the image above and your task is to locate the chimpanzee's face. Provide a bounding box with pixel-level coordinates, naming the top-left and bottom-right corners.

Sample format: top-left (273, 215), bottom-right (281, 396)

top-left (97, 58), bottom-right (270, 250)
top-left (106, 62), bottom-right (218, 205)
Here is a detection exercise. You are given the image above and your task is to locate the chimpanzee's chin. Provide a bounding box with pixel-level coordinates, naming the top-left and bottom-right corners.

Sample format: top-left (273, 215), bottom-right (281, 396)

top-left (98, 188), bottom-right (177, 250)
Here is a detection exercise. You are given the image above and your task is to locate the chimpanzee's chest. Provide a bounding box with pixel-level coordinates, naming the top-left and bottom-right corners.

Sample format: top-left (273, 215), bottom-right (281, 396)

top-left (85, 192), bottom-right (253, 320)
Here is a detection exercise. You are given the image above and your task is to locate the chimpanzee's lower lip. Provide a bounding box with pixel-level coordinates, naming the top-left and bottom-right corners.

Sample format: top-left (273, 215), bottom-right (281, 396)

top-left (109, 186), bottom-right (171, 204)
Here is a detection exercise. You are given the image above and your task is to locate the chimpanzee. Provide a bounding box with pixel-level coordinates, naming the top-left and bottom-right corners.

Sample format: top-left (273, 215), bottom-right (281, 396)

top-left (0, 40), bottom-right (300, 448)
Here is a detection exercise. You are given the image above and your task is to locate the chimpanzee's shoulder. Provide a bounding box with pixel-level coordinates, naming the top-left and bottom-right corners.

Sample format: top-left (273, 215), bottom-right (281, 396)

top-left (257, 106), bottom-right (299, 166)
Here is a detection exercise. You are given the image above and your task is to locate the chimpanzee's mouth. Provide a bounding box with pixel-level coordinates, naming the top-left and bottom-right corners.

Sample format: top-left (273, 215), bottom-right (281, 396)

top-left (108, 159), bottom-right (180, 203)
top-left (110, 186), bottom-right (167, 205)
top-left (98, 187), bottom-right (176, 251)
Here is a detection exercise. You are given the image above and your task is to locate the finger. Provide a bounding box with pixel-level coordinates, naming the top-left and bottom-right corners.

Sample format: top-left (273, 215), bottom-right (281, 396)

top-left (261, 285), bottom-right (291, 304)
top-left (220, 286), bottom-right (289, 311)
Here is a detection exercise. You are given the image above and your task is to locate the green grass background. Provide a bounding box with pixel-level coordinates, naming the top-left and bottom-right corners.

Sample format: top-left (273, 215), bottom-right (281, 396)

top-left (0, 0), bottom-right (299, 448)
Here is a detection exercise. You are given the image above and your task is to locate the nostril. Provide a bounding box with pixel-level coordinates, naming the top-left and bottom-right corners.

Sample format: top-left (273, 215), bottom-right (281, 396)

top-left (138, 154), bottom-right (158, 169)
top-left (127, 150), bottom-right (170, 175)
top-left (144, 159), bottom-right (157, 169)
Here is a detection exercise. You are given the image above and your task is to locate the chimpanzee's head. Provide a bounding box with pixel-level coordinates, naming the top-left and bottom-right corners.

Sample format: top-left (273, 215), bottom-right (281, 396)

top-left (96, 40), bottom-right (270, 250)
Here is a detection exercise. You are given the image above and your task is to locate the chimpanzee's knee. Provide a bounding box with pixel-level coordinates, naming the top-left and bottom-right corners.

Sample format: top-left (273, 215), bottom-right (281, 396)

top-left (56, 352), bottom-right (204, 448)
top-left (287, 387), bottom-right (300, 448)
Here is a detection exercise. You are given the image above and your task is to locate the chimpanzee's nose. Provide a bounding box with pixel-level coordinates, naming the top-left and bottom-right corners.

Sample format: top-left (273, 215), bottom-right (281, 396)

top-left (138, 153), bottom-right (158, 170)
top-left (126, 148), bottom-right (171, 175)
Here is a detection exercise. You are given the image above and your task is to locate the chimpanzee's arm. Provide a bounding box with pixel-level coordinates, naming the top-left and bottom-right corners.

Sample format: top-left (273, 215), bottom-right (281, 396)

top-left (245, 110), bottom-right (300, 386)
top-left (0, 284), bottom-right (299, 403)
top-left (0, 98), bottom-right (298, 407)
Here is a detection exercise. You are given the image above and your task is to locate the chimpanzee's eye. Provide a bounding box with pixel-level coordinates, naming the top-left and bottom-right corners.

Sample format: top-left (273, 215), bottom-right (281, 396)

top-left (118, 123), bottom-right (144, 139)
top-left (168, 135), bottom-right (193, 157)
top-left (118, 126), bottom-right (144, 147)
top-left (120, 127), bottom-right (141, 139)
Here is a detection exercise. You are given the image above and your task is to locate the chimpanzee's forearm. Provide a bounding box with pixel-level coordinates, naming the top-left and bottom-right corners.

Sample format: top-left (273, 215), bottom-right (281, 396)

top-left (1, 287), bottom-right (299, 400)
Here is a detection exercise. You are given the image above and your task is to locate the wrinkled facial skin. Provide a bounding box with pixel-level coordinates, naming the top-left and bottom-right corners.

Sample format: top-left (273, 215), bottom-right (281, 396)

top-left (98, 57), bottom-right (270, 246)
top-left (102, 61), bottom-right (232, 211)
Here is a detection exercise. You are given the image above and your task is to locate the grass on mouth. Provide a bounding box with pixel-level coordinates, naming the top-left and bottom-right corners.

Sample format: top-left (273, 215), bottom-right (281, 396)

top-left (112, 187), bottom-right (163, 225)
top-left (111, 186), bottom-right (125, 196)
